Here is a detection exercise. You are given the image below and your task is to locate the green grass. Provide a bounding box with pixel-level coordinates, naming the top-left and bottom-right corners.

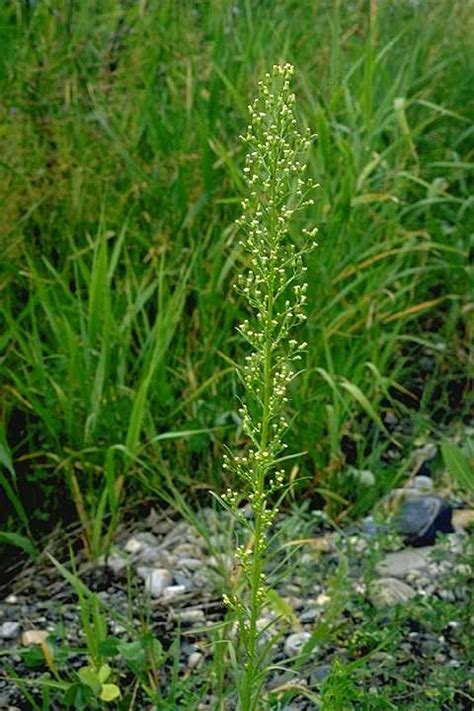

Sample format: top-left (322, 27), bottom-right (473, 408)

top-left (0, 0), bottom-right (472, 552)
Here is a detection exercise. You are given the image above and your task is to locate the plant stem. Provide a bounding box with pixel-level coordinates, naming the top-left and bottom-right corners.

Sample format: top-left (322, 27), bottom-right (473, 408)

top-left (224, 63), bottom-right (317, 709)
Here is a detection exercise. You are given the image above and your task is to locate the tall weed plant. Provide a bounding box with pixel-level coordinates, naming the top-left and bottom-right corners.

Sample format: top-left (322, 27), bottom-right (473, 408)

top-left (219, 64), bottom-right (317, 711)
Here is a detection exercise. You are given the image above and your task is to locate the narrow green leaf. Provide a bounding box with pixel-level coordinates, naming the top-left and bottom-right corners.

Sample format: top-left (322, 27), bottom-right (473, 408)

top-left (441, 441), bottom-right (474, 492)
top-left (340, 378), bottom-right (385, 430)
top-left (266, 588), bottom-right (300, 627)
top-left (0, 531), bottom-right (38, 560)
top-left (46, 553), bottom-right (91, 599)
top-left (0, 426), bottom-right (15, 475)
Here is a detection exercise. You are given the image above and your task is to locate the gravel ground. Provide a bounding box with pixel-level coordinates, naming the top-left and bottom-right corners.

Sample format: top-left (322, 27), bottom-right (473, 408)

top-left (1, 490), bottom-right (472, 710)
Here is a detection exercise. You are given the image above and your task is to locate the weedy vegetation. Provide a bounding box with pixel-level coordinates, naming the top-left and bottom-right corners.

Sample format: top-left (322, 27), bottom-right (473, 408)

top-left (217, 63), bottom-right (318, 708)
top-left (0, 0), bottom-right (472, 708)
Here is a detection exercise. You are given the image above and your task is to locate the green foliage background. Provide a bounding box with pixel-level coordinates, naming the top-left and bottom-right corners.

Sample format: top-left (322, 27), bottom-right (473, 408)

top-left (0, 0), bottom-right (472, 546)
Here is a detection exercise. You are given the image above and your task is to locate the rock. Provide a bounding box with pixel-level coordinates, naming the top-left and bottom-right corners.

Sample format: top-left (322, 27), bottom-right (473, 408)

top-left (369, 578), bottom-right (417, 608)
top-left (411, 476), bottom-right (433, 492)
top-left (384, 411), bottom-right (398, 427)
top-left (110, 622), bottom-right (127, 635)
top-left (162, 585), bottom-right (186, 600)
top-left (176, 609), bottom-right (205, 624)
top-left (452, 509), bottom-right (474, 530)
top-left (256, 616), bottom-right (277, 646)
top-left (173, 572), bottom-right (194, 590)
top-left (315, 593), bottom-right (330, 606)
top-left (394, 494), bottom-right (453, 546)
top-left (284, 632), bottom-right (311, 657)
top-left (267, 671), bottom-right (294, 690)
top-left (376, 548), bottom-right (432, 578)
top-left (178, 557), bottom-right (202, 572)
top-left (439, 589), bottom-right (456, 602)
top-left (350, 468), bottom-right (375, 487)
top-left (0, 622), bottom-right (20, 640)
top-left (188, 651), bottom-right (203, 670)
top-left (310, 664), bottom-right (331, 684)
top-left (123, 533), bottom-right (162, 564)
top-left (174, 544), bottom-right (200, 557)
top-left (137, 545), bottom-right (161, 565)
top-left (137, 567), bottom-right (172, 597)
top-left (21, 630), bottom-right (49, 646)
top-left (299, 607), bottom-right (320, 624)
top-left (413, 443), bottom-right (437, 470)
top-left (124, 537), bottom-right (143, 554)
top-left (106, 552), bottom-right (129, 576)
top-left (362, 516), bottom-right (379, 537)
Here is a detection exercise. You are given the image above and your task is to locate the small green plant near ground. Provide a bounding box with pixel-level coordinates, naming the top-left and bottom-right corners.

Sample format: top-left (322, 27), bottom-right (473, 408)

top-left (216, 63), bottom-right (318, 710)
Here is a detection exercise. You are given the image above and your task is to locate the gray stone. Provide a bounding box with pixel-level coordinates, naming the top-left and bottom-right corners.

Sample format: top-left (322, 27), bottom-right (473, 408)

top-left (267, 671), bottom-right (294, 690)
top-left (162, 584), bottom-right (186, 600)
top-left (177, 557), bottom-right (202, 571)
top-left (384, 411), bottom-right (398, 426)
top-left (310, 664), bottom-right (331, 684)
top-left (395, 495), bottom-right (439, 535)
top-left (124, 537), bottom-right (143, 554)
top-left (0, 621), bottom-right (20, 640)
top-left (394, 493), bottom-right (454, 546)
top-left (173, 572), bottom-right (194, 590)
top-left (188, 651), bottom-right (203, 669)
top-left (123, 533), bottom-right (161, 562)
top-left (369, 577), bottom-right (417, 608)
top-left (376, 548), bottom-right (432, 578)
top-left (106, 552), bottom-right (129, 576)
top-left (174, 543), bottom-right (200, 557)
top-left (176, 609), bottom-right (205, 624)
top-left (256, 616), bottom-right (277, 646)
top-left (137, 544), bottom-right (161, 565)
top-left (412, 476), bottom-right (433, 492)
top-left (137, 567), bottom-right (172, 597)
top-left (284, 632), bottom-right (311, 657)
top-left (362, 515), bottom-right (378, 536)
top-left (299, 607), bottom-right (320, 624)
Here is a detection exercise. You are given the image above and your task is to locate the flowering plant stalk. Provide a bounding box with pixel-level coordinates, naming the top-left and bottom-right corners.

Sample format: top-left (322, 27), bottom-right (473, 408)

top-left (221, 64), bottom-right (318, 709)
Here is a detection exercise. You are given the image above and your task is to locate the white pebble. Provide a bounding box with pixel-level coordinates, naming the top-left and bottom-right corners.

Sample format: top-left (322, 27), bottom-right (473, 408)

top-left (315, 593), bottom-right (330, 606)
top-left (177, 609), bottom-right (205, 624)
top-left (22, 630), bottom-right (49, 646)
top-left (0, 621), bottom-right (20, 640)
top-left (124, 537), bottom-right (143, 554)
top-left (137, 567), bottom-right (172, 597)
top-left (162, 585), bottom-right (186, 599)
top-left (188, 651), bottom-right (203, 670)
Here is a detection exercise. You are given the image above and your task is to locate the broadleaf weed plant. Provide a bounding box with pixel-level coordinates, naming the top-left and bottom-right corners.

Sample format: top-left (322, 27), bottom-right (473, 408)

top-left (221, 64), bottom-right (318, 710)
